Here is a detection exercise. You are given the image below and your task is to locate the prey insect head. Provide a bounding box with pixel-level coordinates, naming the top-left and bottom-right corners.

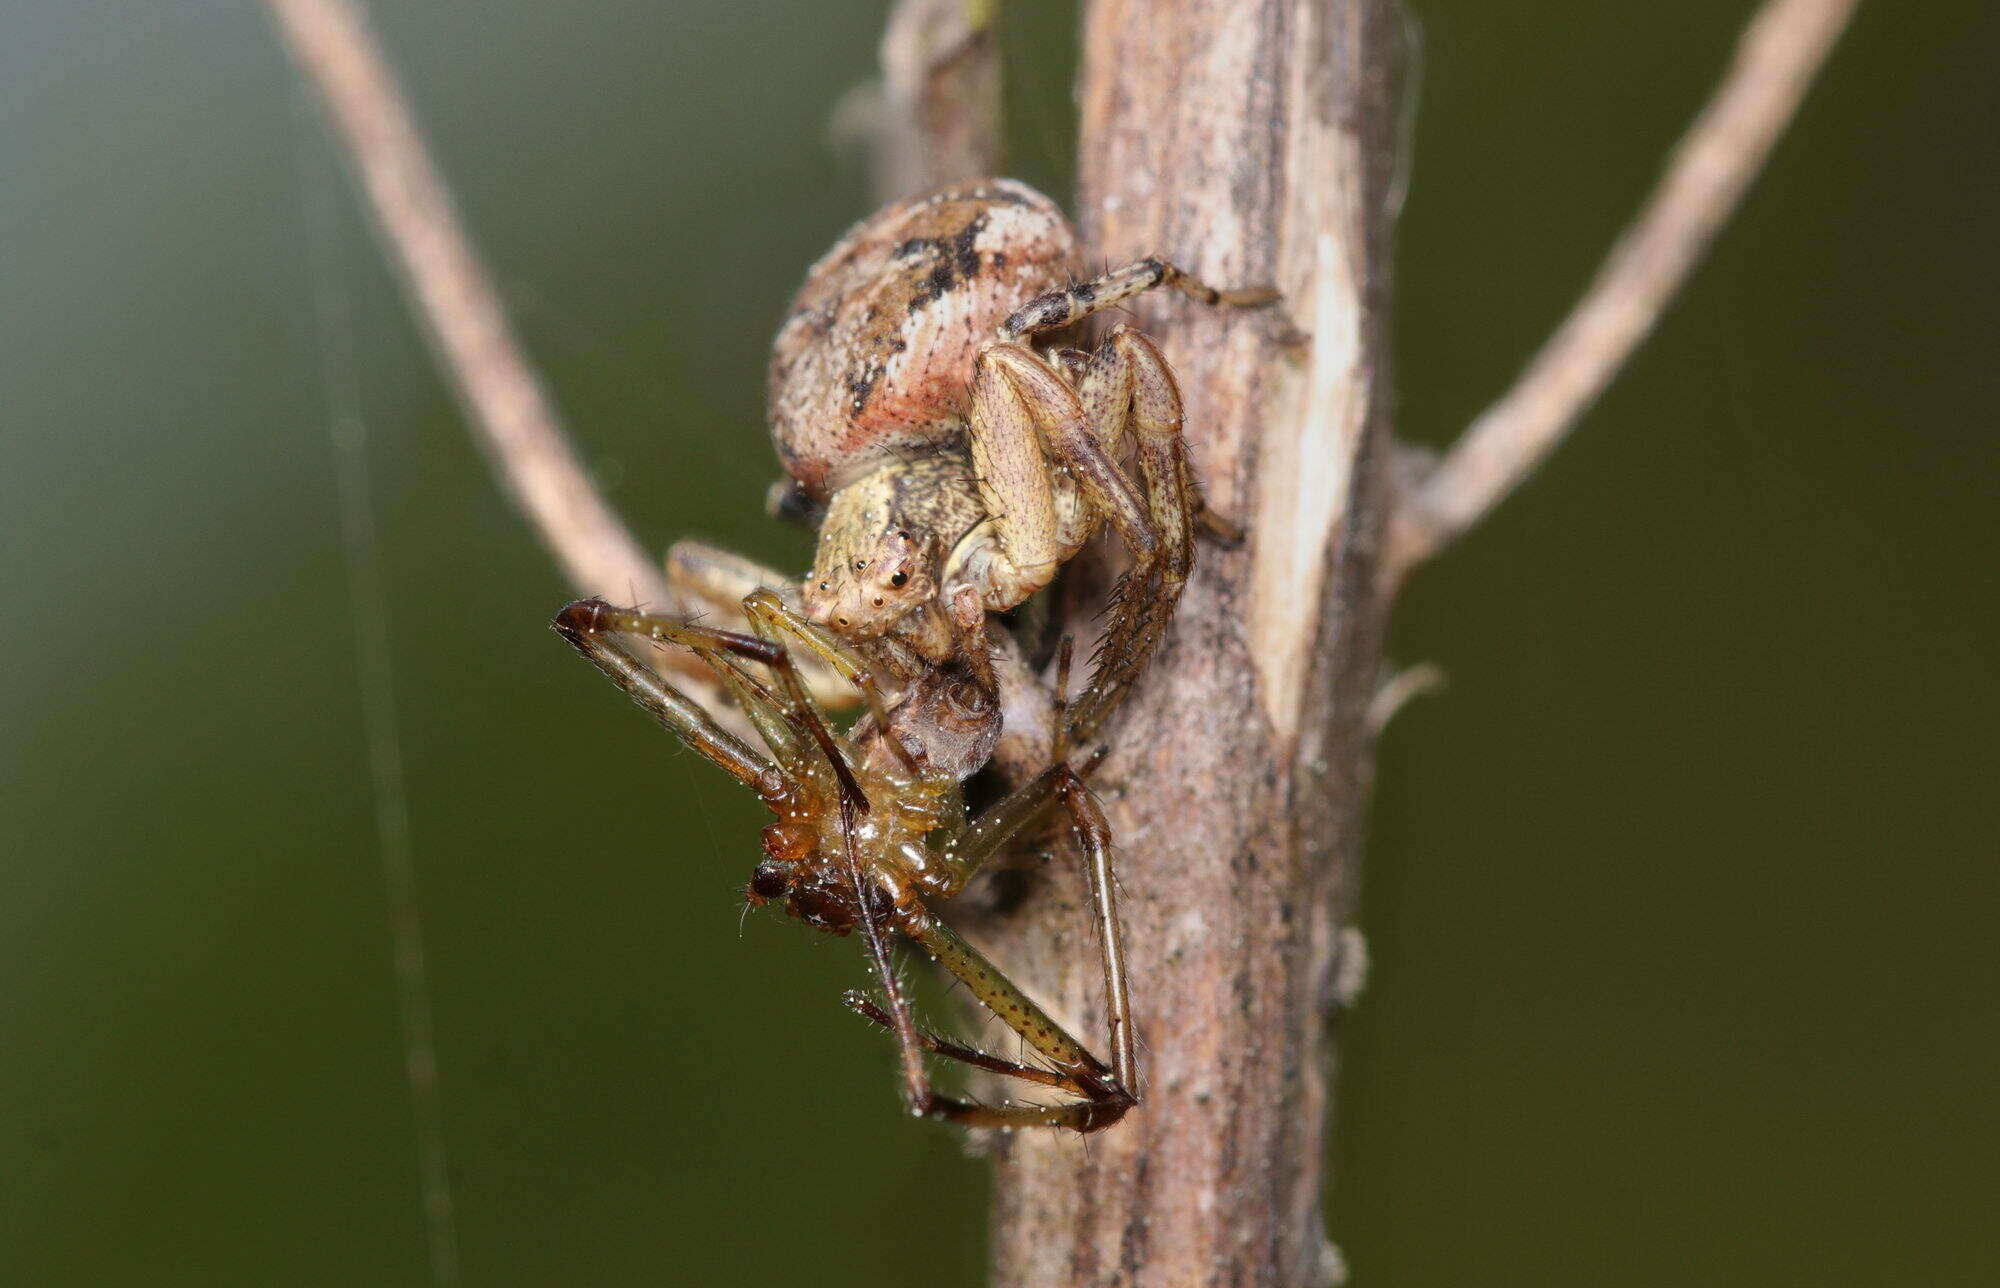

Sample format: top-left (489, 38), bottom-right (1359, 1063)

top-left (745, 856), bottom-right (794, 906)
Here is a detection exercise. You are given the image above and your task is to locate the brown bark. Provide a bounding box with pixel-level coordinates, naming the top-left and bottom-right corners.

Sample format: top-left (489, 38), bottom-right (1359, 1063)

top-left (978, 3), bottom-right (1402, 1284)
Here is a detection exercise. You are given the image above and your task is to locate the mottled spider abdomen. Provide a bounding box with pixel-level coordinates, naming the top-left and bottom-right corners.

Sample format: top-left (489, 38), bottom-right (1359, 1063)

top-left (767, 179), bottom-right (1076, 497)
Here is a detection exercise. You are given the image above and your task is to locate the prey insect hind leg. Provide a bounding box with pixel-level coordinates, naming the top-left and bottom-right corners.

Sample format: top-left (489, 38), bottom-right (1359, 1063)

top-left (844, 778), bottom-right (1138, 1130)
top-left (847, 654), bottom-right (1138, 1133)
top-left (860, 905), bottom-right (1135, 1133)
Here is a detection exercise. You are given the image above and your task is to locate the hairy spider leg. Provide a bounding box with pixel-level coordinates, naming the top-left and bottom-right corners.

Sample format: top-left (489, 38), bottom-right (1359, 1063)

top-left (1000, 255), bottom-right (1282, 339)
top-left (971, 259), bottom-right (1282, 747)
top-left (965, 334), bottom-right (1190, 747)
top-left (1060, 325), bottom-right (1201, 743)
top-left (972, 343), bottom-right (1157, 579)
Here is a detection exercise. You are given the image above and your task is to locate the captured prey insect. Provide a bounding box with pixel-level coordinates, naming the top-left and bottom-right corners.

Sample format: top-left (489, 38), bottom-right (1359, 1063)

top-left (553, 591), bottom-right (1138, 1132)
top-left (666, 179), bottom-right (1286, 753)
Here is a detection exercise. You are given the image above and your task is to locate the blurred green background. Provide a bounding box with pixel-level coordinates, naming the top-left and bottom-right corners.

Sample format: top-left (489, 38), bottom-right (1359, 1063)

top-left (3, 1), bottom-right (1992, 1284)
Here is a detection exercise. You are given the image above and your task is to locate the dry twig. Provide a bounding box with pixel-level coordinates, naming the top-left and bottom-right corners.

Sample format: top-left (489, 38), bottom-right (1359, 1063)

top-left (877, 0), bottom-right (1004, 200)
top-left (264, 0), bottom-right (737, 714)
top-left (1387, 0), bottom-right (1861, 579)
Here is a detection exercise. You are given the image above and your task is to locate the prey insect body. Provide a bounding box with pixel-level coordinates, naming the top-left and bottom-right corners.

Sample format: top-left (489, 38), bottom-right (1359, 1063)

top-left (554, 595), bottom-right (1136, 1133)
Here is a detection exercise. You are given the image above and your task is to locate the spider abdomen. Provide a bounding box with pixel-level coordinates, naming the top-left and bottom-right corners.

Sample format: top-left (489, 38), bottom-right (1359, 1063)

top-left (767, 179), bottom-right (1076, 497)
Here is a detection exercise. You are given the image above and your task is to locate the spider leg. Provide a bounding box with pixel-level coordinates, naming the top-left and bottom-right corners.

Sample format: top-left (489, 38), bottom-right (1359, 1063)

top-left (1001, 255), bottom-right (1283, 339)
top-left (975, 343), bottom-right (1157, 568)
top-left (1060, 325), bottom-right (1203, 744)
top-left (958, 344), bottom-right (1085, 611)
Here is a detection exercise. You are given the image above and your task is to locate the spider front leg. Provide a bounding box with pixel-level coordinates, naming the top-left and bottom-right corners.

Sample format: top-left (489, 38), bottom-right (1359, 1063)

top-left (967, 332), bottom-right (1201, 745)
top-left (1060, 324), bottom-right (1204, 742)
top-left (965, 341), bottom-right (1165, 597)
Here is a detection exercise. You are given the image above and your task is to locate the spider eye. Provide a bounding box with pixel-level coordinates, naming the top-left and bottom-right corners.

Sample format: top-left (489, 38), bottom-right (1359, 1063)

top-left (853, 560), bottom-right (867, 572)
top-left (889, 571), bottom-right (908, 588)
top-left (819, 581), bottom-right (829, 591)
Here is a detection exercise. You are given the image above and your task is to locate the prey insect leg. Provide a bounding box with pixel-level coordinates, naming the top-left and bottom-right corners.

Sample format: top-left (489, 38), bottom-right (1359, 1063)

top-left (663, 539), bottom-right (857, 711)
top-left (552, 599), bottom-right (772, 789)
top-left (738, 589), bottom-right (926, 771)
top-left (840, 803), bottom-right (933, 1120)
top-left (847, 659), bottom-right (1135, 1131)
top-left (562, 598), bottom-right (869, 812)
top-left (841, 994), bottom-right (1091, 1093)
top-left (894, 906), bottom-right (1134, 1132)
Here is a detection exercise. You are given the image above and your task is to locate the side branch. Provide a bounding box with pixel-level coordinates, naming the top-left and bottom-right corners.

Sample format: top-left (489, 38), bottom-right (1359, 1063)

top-left (266, 0), bottom-right (741, 715)
top-left (875, 0), bottom-right (1003, 201)
top-left (1387, 0), bottom-right (1860, 578)
top-left (266, 0), bottom-right (664, 606)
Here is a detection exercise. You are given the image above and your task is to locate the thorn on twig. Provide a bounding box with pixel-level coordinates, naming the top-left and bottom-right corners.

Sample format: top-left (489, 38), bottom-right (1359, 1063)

top-left (1367, 662), bottom-right (1446, 735)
